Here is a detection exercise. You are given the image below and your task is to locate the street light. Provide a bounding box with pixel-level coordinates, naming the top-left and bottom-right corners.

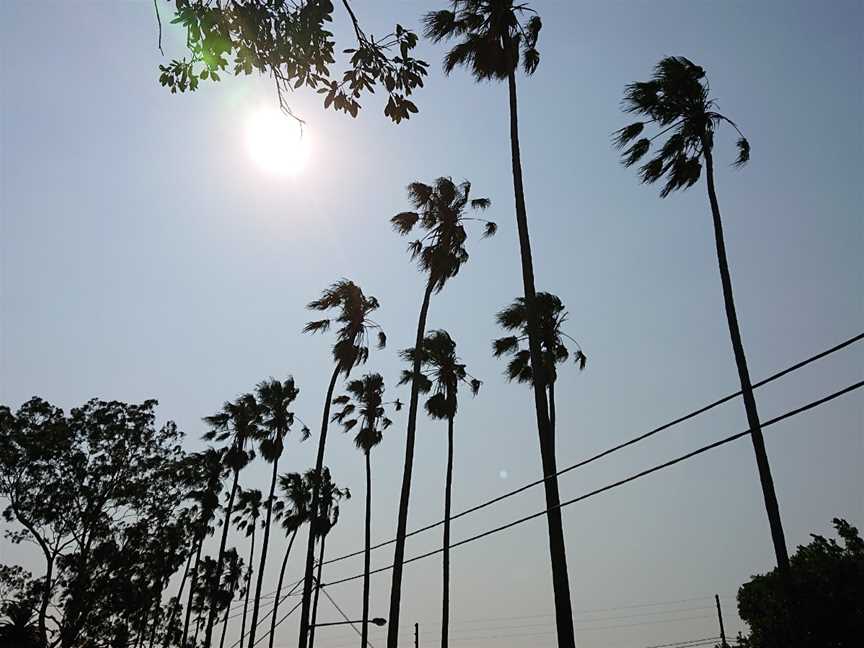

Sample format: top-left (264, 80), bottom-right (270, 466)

top-left (311, 617), bottom-right (386, 628)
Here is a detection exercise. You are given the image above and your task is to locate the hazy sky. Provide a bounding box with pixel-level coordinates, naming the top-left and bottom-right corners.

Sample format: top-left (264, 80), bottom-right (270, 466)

top-left (1, 1), bottom-right (862, 647)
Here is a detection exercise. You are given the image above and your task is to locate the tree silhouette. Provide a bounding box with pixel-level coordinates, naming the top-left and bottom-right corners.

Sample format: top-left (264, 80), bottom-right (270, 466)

top-left (298, 280), bottom-right (384, 648)
top-left (612, 56), bottom-right (789, 574)
top-left (423, 5), bottom-right (576, 645)
top-left (246, 378), bottom-right (304, 648)
top-left (332, 373), bottom-right (398, 648)
top-left (305, 468), bottom-right (349, 648)
top-left (388, 176), bottom-right (494, 640)
top-left (493, 292), bottom-right (586, 446)
top-left (201, 394), bottom-right (261, 647)
top-left (218, 549), bottom-right (245, 648)
top-left (155, 0), bottom-right (428, 124)
top-left (0, 600), bottom-right (40, 648)
top-left (400, 330), bottom-right (479, 648)
top-left (268, 472), bottom-right (312, 648)
top-left (234, 488), bottom-right (264, 648)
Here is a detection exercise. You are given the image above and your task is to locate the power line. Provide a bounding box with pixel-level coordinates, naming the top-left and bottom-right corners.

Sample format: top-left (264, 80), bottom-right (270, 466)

top-left (316, 379), bottom-right (862, 589)
top-left (320, 332), bottom-right (863, 568)
top-left (318, 584), bottom-right (375, 648)
top-left (644, 638), bottom-right (723, 648)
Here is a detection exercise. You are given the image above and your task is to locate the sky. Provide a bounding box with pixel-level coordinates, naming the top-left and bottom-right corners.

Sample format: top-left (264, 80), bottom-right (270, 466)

top-left (1, 1), bottom-right (862, 647)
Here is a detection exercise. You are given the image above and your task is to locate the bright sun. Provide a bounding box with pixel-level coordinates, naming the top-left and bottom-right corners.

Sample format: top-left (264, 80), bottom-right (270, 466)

top-left (246, 107), bottom-right (309, 176)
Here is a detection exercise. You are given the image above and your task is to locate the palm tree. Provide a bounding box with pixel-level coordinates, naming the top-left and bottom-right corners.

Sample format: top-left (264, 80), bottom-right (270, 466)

top-left (0, 602), bottom-right (40, 648)
top-left (332, 373), bottom-right (398, 648)
top-left (269, 472), bottom-right (312, 648)
top-left (387, 176), bottom-right (494, 642)
top-left (201, 393), bottom-right (260, 646)
top-left (306, 467), bottom-right (349, 648)
top-left (234, 488), bottom-right (264, 648)
top-left (493, 292), bottom-right (587, 447)
top-left (218, 549), bottom-right (245, 648)
top-left (422, 6), bottom-right (576, 647)
top-left (298, 280), bottom-right (384, 648)
top-left (612, 56), bottom-right (789, 573)
top-left (246, 377), bottom-right (304, 648)
top-left (400, 331), bottom-right (479, 648)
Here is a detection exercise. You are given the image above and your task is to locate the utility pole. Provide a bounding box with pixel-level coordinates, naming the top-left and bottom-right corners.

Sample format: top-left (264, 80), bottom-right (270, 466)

top-left (414, 622), bottom-right (419, 648)
top-left (715, 594), bottom-right (728, 648)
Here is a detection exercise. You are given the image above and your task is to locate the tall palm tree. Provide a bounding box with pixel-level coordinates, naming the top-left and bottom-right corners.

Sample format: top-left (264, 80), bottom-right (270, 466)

top-left (332, 373), bottom-right (397, 648)
top-left (298, 280), bottom-right (384, 648)
top-left (306, 467), bottom-right (349, 648)
top-left (201, 393), bottom-right (260, 647)
top-left (493, 292), bottom-right (587, 447)
top-left (246, 377), bottom-right (304, 648)
top-left (0, 602), bottom-right (40, 648)
top-left (422, 6), bottom-right (576, 647)
top-left (218, 549), bottom-right (245, 648)
top-left (612, 56), bottom-right (789, 573)
top-left (269, 472), bottom-right (312, 648)
top-left (387, 176), bottom-right (494, 642)
top-left (234, 488), bottom-right (264, 648)
top-left (400, 331), bottom-right (479, 648)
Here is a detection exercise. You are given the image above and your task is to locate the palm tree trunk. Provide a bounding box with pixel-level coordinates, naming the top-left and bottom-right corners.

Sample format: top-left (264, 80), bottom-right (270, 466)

top-left (299, 365), bottom-right (342, 648)
top-left (269, 529), bottom-right (299, 648)
top-left (182, 534), bottom-right (204, 648)
top-left (548, 382), bottom-right (556, 454)
top-left (506, 67), bottom-right (576, 648)
top-left (240, 529), bottom-right (257, 648)
top-left (248, 457), bottom-right (281, 647)
top-left (703, 148), bottom-right (789, 571)
top-left (361, 450), bottom-right (372, 648)
top-left (308, 537), bottom-right (327, 648)
top-left (204, 469), bottom-right (241, 647)
top-left (162, 546), bottom-right (194, 648)
top-left (218, 595), bottom-right (233, 648)
top-left (387, 278), bottom-right (435, 648)
top-left (441, 415), bottom-right (455, 648)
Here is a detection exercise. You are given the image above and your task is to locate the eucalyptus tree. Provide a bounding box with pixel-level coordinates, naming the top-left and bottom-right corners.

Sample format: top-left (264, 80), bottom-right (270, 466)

top-left (493, 292), bottom-right (587, 444)
top-left (155, 0), bottom-right (428, 124)
top-left (246, 378), bottom-right (305, 648)
top-left (234, 488), bottom-right (264, 648)
top-left (421, 6), bottom-right (576, 646)
top-left (388, 176), bottom-right (494, 640)
top-left (201, 393), bottom-right (261, 646)
top-left (612, 57), bottom-right (788, 572)
top-left (331, 373), bottom-right (398, 648)
top-left (268, 472), bottom-right (312, 648)
top-left (306, 468), bottom-right (349, 648)
top-left (298, 280), bottom-right (384, 647)
top-left (400, 331), bottom-right (479, 648)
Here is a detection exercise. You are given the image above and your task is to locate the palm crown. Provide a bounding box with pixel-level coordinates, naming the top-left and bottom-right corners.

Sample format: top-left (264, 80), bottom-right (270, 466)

top-left (305, 467), bottom-right (349, 540)
top-left (331, 373), bottom-right (396, 453)
top-left (424, 1), bottom-right (542, 80)
top-left (254, 377), bottom-right (305, 462)
top-left (303, 280), bottom-right (386, 375)
top-left (202, 394), bottom-right (261, 473)
top-left (275, 472), bottom-right (311, 534)
top-left (391, 177), bottom-right (495, 293)
top-left (400, 330), bottom-right (481, 419)
top-left (613, 56), bottom-right (750, 197)
top-left (493, 292), bottom-right (586, 385)
top-left (233, 488), bottom-right (264, 538)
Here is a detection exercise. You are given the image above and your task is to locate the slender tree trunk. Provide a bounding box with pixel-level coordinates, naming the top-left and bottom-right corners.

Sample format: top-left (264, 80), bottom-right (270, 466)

top-left (269, 529), bottom-right (298, 648)
top-left (506, 68), bottom-right (576, 648)
top-left (162, 546), bottom-right (194, 648)
top-left (308, 537), bottom-right (327, 648)
top-left (218, 594), bottom-right (233, 648)
top-left (240, 528), bottom-right (257, 648)
top-left (182, 535), bottom-right (204, 648)
top-left (37, 553), bottom-right (53, 647)
top-left (548, 382), bottom-right (556, 454)
top-left (387, 279), bottom-right (435, 648)
top-left (441, 415), bottom-right (455, 648)
top-left (361, 451), bottom-right (372, 648)
top-left (703, 148), bottom-right (789, 571)
top-left (299, 365), bottom-right (342, 648)
top-left (204, 469), bottom-right (241, 647)
top-left (248, 455), bottom-right (281, 647)
top-left (147, 583), bottom-right (165, 648)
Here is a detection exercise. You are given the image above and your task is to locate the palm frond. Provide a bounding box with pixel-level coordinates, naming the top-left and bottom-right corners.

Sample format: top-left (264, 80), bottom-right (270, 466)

top-left (302, 319), bottom-right (330, 334)
top-left (492, 335), bottom-right (520, 357)
top-left (623, 138), bottom-right (651, 167)
top-left (470, 197), bottom-right (491, 210)
top-left (482, 221), bottom-right (498, 238)
top-left (377, 331), bottom-right (387, 349)
top-left (612, 122), bottom-right (645, 149)
top-left (733, 136), bottom-right (750, 167)
top-left (391, 211), bottom-right (419, 234)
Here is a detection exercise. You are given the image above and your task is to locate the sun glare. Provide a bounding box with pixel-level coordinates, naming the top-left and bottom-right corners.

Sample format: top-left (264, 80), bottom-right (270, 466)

top-left (246, 107), bottom-right (309, 176)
